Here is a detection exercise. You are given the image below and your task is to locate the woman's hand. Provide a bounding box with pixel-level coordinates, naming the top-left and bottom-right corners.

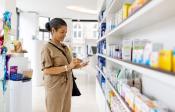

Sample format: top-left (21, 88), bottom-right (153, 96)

top-left (68, 58), bottom-right (82, 70)
top-left (74, 61), bottom-right (89, 69)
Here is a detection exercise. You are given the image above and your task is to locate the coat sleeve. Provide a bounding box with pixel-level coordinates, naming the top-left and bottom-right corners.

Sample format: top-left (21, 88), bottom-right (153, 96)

top-left (41, 47), bottom-right (53, 71)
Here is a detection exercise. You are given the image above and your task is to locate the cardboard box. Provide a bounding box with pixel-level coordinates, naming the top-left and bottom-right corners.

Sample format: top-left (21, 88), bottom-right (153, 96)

top-left (23, 70), bottom-right (33, 78)
top-left (122, 40), bottom-right (133, 61)
top-left (133, 39), bottom-right (149, 64)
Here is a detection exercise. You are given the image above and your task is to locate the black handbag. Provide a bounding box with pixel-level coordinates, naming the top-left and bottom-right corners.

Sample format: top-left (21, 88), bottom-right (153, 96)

top-left (48, 42), bottom-right (81, 96)
top-left (72, 74), bottom-right (81, 96)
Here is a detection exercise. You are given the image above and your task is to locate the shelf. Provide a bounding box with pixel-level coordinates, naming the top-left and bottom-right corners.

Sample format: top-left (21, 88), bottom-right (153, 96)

top-left (97, 0), bottom-right (175, 43)
top-left (96, 65), bottom-right (107, 79)
top-left (98, 0), bottom-right (106, 18)
top-left (99, 0), bottom-right (120, 26)
top-left (106, 80), bottom-right (131, 112)
top-left (96, 35), bottom-right (107, 43)
top-left (97, 0), bottom-right (121, 43)
top-left (96, 66), bottom-right (131, 112)
top-left (96, 76), bottom-right (111, 112)
top-left (96, 53), bottom-right (106, 58)
top-left (97, 53), bottom-right (175, 87)
top-left (99, 15), bottom-right (106, 27)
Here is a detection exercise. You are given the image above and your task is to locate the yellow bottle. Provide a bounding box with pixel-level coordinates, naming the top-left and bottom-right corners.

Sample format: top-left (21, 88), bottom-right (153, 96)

top-left (123, 3), bottom-right (131, 20)
top-left (159, 50), bottom-right (172, 72)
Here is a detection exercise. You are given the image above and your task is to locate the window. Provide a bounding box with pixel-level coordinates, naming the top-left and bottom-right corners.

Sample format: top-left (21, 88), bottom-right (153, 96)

top-left (39, 17), bottom-right (49, 29)
top-left (16, 8), bottom-right (20, 40)
top-left (94, 24), bottom-right (98, 29)
top-left (73, 22), bottom-right (83, 39)
top-left (74, 24), bottom-right (77, 29)
top-left (93, 31), bottom-right (98, 38)
top-left (74, 31), bottom-right (77, 38)
top-left (78, 47), bottom-right (81, 54)
top-left (78, 31), bottom-right (82, 38)
top-left (93, 23), bottom-right (98, 38)
top-left (38, 16), bottom-right (50, 40)
top-left (38, 32), bottom-right (43, 40)
top-left (72, 47), bottom-right (82, 57)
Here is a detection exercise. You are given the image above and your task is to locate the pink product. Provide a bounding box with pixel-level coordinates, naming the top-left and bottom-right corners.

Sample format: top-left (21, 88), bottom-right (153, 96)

top-left (121, 84), bottom-right (129, 98)
top-left (10, 66), bottom-right (18, 75)
top-left (0, 35), bottom-right (3, 46)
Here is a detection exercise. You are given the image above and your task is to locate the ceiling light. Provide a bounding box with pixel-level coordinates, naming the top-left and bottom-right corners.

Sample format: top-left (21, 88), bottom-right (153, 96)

top-left (66, 6), bottom-right (98, 15)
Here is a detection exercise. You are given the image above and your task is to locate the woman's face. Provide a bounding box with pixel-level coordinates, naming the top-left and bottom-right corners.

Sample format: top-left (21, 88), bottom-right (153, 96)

top-left (53, 26), bottom-right (67, 42)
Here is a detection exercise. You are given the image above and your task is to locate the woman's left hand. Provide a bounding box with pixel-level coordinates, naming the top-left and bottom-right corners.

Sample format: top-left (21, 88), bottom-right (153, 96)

top-left (74, 61), bottom-right (89, 69)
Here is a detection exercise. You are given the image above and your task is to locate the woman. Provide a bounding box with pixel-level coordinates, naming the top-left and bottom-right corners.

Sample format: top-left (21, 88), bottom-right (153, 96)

top-left (41, 18), bottom-right (87, 112)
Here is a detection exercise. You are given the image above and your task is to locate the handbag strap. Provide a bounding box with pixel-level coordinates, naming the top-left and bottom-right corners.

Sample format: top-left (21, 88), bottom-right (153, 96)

top-left (48, 42), bottom-right (70, 64)
top-left (48, 42), bottom-right (76, 79)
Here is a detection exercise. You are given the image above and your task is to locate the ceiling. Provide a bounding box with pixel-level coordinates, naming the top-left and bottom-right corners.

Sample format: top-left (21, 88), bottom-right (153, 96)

top-left (16, 0), bottom-right (98, 20)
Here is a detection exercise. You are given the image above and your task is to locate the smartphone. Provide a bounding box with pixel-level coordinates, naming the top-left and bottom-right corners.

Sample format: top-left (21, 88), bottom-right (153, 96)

top-left (80, 58), bottom-right (89, 65)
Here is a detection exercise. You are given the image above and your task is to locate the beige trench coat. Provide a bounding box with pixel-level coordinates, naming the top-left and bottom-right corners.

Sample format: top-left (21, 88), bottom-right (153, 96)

top-left (41, 41), bottom-right (73, 112)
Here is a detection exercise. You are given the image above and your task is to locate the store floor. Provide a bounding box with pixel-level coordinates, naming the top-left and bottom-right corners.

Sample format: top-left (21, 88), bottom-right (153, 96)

top-left (32, 64), bottom-right (99, 112)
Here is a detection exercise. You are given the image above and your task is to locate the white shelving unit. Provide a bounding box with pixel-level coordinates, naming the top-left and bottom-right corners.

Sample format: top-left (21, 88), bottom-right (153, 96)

top-left (96, 76), bottom-right (111, 112)
top-left (97, 0), bottom-right (175, 43)
top-left (96, 66), bottom-right (131, 112)
top-left (97, 0), bottom-right (175, 111)
top-left (99, 0), bottom-right (121, 25)
top-left (97, 53), bottom-right (175, 87)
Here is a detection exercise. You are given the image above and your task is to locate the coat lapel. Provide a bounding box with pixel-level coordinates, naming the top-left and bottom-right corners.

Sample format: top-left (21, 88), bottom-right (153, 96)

top-left (49, 40), bottom-right (71, 63)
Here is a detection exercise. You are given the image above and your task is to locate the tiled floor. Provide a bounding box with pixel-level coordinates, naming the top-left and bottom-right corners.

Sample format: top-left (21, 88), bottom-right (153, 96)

top-left (32, 65), bottom-right (99, 112)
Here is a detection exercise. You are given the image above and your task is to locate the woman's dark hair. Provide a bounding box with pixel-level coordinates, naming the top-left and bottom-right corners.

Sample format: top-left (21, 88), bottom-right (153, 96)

top-left (45, 18), bottom-right (67, 32)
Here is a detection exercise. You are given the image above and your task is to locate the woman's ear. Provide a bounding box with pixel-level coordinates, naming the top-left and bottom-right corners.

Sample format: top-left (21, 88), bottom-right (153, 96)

top-left (51, 28), bottom-right (55, 34)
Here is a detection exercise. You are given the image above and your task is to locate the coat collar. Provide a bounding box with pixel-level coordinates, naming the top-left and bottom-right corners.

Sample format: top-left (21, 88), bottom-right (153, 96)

top-left (49, 40), bottom-right (67, 53)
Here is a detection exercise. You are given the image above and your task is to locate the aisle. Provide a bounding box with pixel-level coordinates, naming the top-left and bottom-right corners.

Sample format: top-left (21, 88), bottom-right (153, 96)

top-left (71, 66), bottom-right (99, 112)
top-left (32, 65), bottom-right (99, 112)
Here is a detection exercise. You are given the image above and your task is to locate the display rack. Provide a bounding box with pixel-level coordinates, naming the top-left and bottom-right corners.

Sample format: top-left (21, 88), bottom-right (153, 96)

top-left (97, 53), bottom-right (175, 87)
top-left (97, 0), bottom-right (175, 111)
top-left (97, 0), bottom-right (175, 43)
top-left (96, 66), bottom-right (131, 112)
top-left (99, 0), bottom-right (120, 26)
top-left (96, 76), bottom-right (111, 112)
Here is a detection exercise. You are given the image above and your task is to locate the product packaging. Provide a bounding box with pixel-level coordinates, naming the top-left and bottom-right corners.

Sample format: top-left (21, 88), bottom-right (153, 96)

top-left (150, 43), bottom-right (164, 68)
top-left (150, 52), bottom-right (159, 68)
top-left (0, 34), bottom-right (4, 54)
top-left (143, 42), bottom-right (152, 65)
top-left (115, 12), bottom-right (119, 26)
top-left (118, 8), bottom-right (123, 24)
top-left (159, 50), bottom-right (172, 72)
top-left (117, 81), bottom-right (123, 96)
top-left (173, 49), bottom-right (175, 72)
top-left (101, 23), bottom-right (106, 37)
top-left (121, 84), bottom-right (130, 99)
top-left (132, 39), bottom-right (140, 63)
top-left (125, 86), bottom-right (135, 110)
top-left (129, 0), bottom-right (150, 16)
top-left (134, 93), bottom-right (167, 112)
top-left (122, 39), bottom-right (133, 61)
top-left (23, 70), bottom-right (33, 78)
top-left (123, 3), bottom-right (131, 20)
top-left (133, 39), bottom-right (149, 64)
